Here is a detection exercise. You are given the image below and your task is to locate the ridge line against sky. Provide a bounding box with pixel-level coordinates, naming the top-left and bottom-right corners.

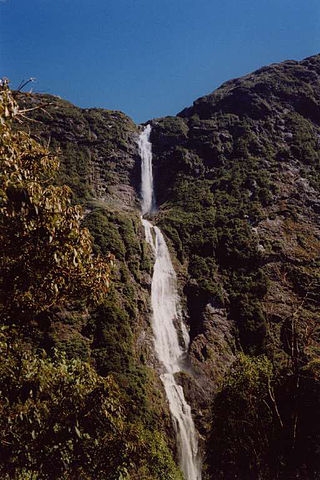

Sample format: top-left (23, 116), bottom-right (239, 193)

top-left (0, 0), bottom-right (319, 123)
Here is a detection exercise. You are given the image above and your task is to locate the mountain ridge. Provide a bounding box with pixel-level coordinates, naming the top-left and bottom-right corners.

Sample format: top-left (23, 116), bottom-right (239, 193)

top-left (8, 53), bottom-right (320, 478)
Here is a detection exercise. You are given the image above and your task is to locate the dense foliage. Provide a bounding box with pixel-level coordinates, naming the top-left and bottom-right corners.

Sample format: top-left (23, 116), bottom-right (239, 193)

top-left (7, 54), bottom-right (320, 479)
top-left (0, 81), bottom-right (113, 323)
top-left (0, 83), bottom-right (182, 479)
top-left (153, 118), bottom-right (270, 352)
top-left (207, 349), bottom-right (320, 480)
top-left (0, 330), bottom-right (183, 480)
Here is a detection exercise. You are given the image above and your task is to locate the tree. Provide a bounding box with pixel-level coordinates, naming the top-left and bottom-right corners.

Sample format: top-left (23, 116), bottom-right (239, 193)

top-left (206, 353), bottom-right (280, 479)
top-left (0, 80), bottom-right (113, 323)
top-left (0, 331), bottom-right (125, 479)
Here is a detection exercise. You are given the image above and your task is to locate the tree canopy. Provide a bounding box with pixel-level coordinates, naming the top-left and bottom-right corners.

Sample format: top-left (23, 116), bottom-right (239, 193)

top-left (0, 80), bottom-right (113, 324)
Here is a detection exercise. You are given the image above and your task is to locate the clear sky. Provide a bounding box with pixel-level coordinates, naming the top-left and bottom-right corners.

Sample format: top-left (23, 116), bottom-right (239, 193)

top-left (0, 0), bottom-right (319, 123)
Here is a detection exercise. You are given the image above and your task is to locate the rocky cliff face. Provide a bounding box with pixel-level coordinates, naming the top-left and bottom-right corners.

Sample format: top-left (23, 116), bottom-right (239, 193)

top-left (149, 55), bottom-right (320, 477)
top-left (16, 92), bottom-right (141, 208)
top-left (16, 54), bottom-right (320, 478)
top-left (150, 52), bottom-right (320, 376)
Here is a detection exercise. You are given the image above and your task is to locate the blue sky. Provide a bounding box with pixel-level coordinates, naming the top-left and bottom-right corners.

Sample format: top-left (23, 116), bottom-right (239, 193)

top-left (1, 0), bottom-right (319, 123)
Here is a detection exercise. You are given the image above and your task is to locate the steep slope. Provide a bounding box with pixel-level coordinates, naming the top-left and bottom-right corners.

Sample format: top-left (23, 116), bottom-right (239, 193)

top-left (10, 92), bottom-right (184, 477)
top-left (12, 53), bottom-right (320, 479)
top-left (16, 92), bottom-right (141, 207)
top-left (149, 54), bottom-right (320, 478)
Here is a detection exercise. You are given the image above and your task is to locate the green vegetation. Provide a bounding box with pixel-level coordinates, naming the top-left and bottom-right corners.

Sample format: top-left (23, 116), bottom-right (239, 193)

top-left (207, 354), bottom-right (277, 479)
top-left (0, 331), bottom-right (182, 480)
top-left (151, 56), bottom-right (320, 478)
top-left (4, 54), bottom-right (320, 479)
top-left (0, 81), bottom-right (112, 323)
top-left (0, 83), bottom-right (182, 478)
top-left (207, 328), bottom-right (320, 479)
top-left (154, 120), bottom-right (271, 350)
top-left (15, 91), bottom-right (138, 203)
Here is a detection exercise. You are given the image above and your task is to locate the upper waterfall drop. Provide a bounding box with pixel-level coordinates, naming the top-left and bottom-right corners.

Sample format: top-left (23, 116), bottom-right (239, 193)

top-left (138, 124), bottom-right (154, 215)
top-left (138, 125), bottom-right (202, 480)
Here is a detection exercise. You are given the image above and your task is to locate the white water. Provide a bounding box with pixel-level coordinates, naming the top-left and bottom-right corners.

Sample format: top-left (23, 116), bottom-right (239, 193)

top-left (138, 124), bottom-right (154, 215)
top-left (139, 126), bottom-right (201, 480)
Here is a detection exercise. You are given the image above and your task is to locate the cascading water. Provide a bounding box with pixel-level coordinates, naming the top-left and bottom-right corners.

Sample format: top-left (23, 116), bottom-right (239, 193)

top-left (138, 125), bottom-right (201, 480)
top-left (138, 124), bottom-right (154, 215)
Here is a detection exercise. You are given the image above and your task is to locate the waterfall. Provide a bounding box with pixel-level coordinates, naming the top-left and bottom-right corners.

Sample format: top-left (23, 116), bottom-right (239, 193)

top-left (138, 124), bottom-right (154, 215)
top-left (138, 125), bottom-right (201, 480)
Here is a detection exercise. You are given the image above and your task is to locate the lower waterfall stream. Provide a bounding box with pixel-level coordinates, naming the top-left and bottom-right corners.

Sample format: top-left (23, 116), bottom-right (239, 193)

top-left (138, 125), bottom-right (201, 480)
